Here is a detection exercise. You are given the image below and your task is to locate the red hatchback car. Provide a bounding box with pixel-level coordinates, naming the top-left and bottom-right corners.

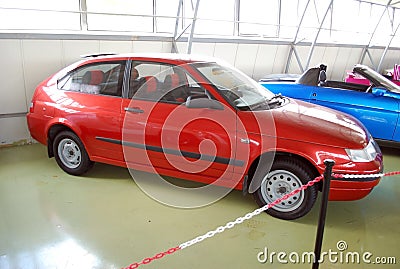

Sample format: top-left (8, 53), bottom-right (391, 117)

top-left (27, 53), bottom-right (383, 220)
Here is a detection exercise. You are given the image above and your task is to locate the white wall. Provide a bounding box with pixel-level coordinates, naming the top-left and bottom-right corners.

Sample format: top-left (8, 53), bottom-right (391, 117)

top-left (1, 37), bottom-right (399, 146)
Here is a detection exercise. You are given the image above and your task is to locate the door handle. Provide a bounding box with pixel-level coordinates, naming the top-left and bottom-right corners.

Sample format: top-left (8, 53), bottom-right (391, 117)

top-left (124, 107), bottom-right (144, 113)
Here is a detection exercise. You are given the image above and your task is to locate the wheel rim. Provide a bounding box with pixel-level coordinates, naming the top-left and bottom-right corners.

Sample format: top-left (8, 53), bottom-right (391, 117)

top-left (57, 138), bottom-right (82, 169)
top-left (260, 170), bottom-right (304, 212)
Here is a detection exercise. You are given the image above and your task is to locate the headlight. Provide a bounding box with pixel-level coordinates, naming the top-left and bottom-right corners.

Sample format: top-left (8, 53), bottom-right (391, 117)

top-left (346, 139), bottom-right (379, 162)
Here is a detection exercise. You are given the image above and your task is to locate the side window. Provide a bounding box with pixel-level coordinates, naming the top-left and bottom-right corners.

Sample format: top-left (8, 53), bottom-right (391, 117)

top-left (128, 62), bottom-right (208, 103)
top-left (59, 61), bottom-right (126, 97)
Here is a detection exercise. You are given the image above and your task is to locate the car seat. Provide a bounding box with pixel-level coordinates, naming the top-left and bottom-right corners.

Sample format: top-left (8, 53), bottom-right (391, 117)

top-left (296, 67), bottom-right (319, 86)
top-left (142, 76), bottom-right (159, 93)
top-left (133, 76), bottom-right (161, 100)
top-left (80, 70), bottom-right (104, 94)
top-left (164, 73), bottom-right (180, 89)
top-left (318, 70), bottom-right (327, 87)
top-left (82, 70), bottom-right (104, 85)
top-left (163, 73), bottom-right (189, 103)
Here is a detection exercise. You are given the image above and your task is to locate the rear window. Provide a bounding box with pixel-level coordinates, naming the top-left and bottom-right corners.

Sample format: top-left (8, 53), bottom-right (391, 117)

top-left (58, 61), bottom-right (126, 97)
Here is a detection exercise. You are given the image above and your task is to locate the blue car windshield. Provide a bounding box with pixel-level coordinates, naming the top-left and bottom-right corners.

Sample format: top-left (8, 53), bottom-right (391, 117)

top-left (359, 66), bottom-right (400, 93)
top-left (193, 62), bottom-right (275, 109)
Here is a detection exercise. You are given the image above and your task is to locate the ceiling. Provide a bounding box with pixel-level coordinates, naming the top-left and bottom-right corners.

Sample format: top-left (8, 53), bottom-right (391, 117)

top-left (365, 0), bottom-right (400, 8)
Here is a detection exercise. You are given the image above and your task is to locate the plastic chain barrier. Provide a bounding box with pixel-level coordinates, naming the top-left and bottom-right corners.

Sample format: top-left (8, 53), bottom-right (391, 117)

top-left (122, 170), bottom-right (400, 269)
top-left (122, 175), bottom-right (323, 269)
top-left (333, 171), bottom-right (400, 179)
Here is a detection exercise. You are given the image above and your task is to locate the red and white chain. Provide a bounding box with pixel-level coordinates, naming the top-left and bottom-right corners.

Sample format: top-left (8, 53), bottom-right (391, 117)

top-left (122, 175), bottom-right (323, 269)
top-left (179, 175), bottom-right (322, 249)
top-left (123, 170), bottom-right (400, 269)
top-left (333, 171), bottom-right (400, 179)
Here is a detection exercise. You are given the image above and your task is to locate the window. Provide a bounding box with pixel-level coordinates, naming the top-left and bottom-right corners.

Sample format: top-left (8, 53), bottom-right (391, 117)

top-left (295, 0), bottom-right (333, 43)
top-left (369, 5), bottom-right (396, 46)
top-left (86, 0), bottom-right (153, 32)
top-left (239, 0), bottom-right (279, 37)
top-left (128, 62), bottom-right (204, 104)
top-left (327, 0), bottom-right (371, 44)
top-left (59, 61), bottom-right (126, 97)
top-left (195, 0), bottom-right (235, 36)
top-left (155, 0), bottom-right (180, 33)
top-left (0, 0), bottom-right (80, 30)
top-left (280, 0), bottom-right (302, 39)
top-left (193, 62), bottom-right (273, 110)
top-left (1, 0), bottom-right (400, 50)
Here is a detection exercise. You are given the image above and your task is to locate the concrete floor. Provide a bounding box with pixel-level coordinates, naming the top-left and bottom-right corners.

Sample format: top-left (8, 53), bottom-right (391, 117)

top-left (0, 143), bottom-right (399, 269)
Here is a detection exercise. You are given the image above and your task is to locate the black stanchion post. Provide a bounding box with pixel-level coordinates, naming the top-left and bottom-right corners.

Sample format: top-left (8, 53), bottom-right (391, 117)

top-left (312, 159), bottom-right (335, 269)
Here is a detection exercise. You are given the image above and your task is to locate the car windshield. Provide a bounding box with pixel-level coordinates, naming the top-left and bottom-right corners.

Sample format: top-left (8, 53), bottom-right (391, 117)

top-left (358, 65), bottom-right (400, 93)
top-left (192, 62), bottom-right (276, 110)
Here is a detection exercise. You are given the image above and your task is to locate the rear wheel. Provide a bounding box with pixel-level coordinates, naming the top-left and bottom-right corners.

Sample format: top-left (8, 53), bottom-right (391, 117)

top-left (53, 131), bottom-right (94, 175)
top-left (253, 157), bottom-right (318, 220)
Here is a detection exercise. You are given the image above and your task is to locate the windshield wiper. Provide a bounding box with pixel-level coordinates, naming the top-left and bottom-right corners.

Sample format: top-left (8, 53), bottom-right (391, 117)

top-left (248, 94), bottom-right (284, 111)
top-left (249, 98), bottom-right (269, 110)
top-left (254, 94), bottom-right (284, 108)
top-left (267, 93), bottom-right (283, 105)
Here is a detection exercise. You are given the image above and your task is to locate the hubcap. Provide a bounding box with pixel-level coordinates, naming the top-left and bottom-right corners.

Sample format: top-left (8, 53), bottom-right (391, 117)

top-left (260, 170), bottom-right (304, 212)
top-left (58, 138), bottom-right (81, 169)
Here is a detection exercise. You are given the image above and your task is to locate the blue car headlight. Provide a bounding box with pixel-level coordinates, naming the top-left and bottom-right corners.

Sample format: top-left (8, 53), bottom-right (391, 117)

top-left (345, 139), bottom-right (379, 162)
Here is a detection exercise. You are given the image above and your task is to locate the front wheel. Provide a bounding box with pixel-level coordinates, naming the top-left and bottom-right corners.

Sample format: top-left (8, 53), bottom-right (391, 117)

top-left (253, 157), bottom-right (318, 220)
top-left (53, 131), bottom-right (94, 176)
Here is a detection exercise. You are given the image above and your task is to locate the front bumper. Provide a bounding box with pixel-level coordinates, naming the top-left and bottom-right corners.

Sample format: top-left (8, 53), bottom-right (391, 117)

top-left (328, 176), bottom-right (381, 201)
top-left (317, 152), bottom-right (383, 201)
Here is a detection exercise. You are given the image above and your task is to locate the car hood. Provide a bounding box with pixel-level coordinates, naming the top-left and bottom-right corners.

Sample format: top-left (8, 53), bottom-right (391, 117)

top-left (241, 98), bottom-right (369, 149)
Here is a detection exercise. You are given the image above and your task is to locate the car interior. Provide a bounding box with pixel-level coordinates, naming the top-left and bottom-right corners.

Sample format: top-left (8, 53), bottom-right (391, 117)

top-left (296, 65), bottom-right (370, 92)
top-left (127, 65), bottom-right (205, 104)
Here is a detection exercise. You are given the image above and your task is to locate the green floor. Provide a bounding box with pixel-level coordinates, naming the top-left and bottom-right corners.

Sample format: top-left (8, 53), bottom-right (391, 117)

top-left (0, 143), bottom-right (399, 269)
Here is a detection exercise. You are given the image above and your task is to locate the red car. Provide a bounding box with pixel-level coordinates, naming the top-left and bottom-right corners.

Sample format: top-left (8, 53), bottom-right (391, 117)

top-left (27, 53), bottom-right (383, 220)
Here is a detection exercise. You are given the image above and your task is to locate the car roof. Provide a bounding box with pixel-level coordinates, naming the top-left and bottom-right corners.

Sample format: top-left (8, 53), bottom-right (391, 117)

top-left (81, 52), bottom-right (219, 64)
top-left (52, 52), bottom-right (223, 83)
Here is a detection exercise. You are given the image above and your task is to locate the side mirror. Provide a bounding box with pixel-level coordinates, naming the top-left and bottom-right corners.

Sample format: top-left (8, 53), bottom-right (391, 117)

top-left (185, 96), bottom-right (224, 110)
top-left (371, 87), bottom-right (387, 97)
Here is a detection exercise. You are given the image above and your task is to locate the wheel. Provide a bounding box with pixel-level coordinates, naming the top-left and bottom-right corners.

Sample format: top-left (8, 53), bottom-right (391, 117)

top-left (252, 157), bottom-right (318, 220)
top-left (53, 131), bottom-right (94, 175)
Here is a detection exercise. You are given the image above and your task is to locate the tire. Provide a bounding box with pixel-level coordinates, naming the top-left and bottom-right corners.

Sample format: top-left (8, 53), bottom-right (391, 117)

top-left (53, 131), bottom-right (94, 176)
top-left (252, 157), bottom-right (318, 220)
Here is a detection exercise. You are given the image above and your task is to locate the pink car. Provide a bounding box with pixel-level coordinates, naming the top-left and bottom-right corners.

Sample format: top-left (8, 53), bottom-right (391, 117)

top-left (346, 64), bottom-right (400, 86)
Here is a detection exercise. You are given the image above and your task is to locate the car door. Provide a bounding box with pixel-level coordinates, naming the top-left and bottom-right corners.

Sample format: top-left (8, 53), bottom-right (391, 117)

top-left (310, 86), bottom-right (400, 141)
top-left (58, 60), bottom-right (127, 164)
top-left (121, 61), bottom-right (237, 182)
top-left (392, 115), bottom-right (400, 142)
top-left (261, 82), bottom-right (316, 102)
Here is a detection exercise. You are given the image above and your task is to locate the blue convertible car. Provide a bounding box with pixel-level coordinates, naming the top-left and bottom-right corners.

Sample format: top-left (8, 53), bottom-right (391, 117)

top-left (260, 64), bottom-right (400, 146)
